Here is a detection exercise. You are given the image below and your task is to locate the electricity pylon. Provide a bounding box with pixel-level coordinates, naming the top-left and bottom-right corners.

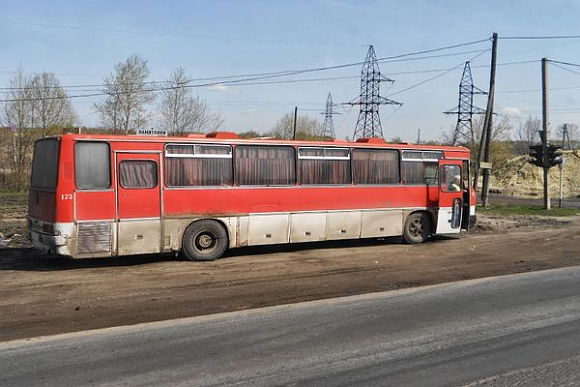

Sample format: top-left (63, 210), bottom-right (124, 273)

top-left (347, 45), bottom-right (402, 139)
top-left (321, 93), bottom-right (340, 138)
top-left (444, 61), bottom-right (486, 146)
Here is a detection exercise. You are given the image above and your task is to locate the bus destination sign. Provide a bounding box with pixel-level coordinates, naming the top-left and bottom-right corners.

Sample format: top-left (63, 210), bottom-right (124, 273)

top-left (136, 128), bottom-right (168, 136)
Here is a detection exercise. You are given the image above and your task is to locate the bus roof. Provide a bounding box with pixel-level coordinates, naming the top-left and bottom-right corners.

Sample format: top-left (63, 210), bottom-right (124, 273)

top-left (51, 132), bottom-right (470, 153)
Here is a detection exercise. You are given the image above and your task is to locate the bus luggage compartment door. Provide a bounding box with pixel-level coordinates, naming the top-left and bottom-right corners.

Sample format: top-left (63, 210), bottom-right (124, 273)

top-left (116, 152), bottom-right (162, 256)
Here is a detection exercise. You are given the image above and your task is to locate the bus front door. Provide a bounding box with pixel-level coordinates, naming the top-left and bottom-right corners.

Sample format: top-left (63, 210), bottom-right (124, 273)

top-left (436, 160), bottom-right (463, 234)
top-left (116, 152), bottom-right (162, 256)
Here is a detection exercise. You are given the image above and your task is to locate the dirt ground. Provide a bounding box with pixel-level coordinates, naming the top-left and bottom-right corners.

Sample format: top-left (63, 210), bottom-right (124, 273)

top-left (1, 212), bottom-right (580, 342)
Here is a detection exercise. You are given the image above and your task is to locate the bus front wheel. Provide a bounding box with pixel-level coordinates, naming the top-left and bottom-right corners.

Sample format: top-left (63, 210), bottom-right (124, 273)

top-left (403, 212), bottom-right (431, 244)
top-left (182, 220), bottom-right (228, 261)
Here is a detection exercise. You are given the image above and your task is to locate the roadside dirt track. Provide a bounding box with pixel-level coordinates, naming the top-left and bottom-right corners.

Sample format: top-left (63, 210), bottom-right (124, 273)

top-left (1, 214), bottom-right (580, 342)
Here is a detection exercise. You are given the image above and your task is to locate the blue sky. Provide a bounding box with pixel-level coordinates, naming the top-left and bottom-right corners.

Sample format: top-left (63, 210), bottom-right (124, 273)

top-left (2, 0), bottom-right (580, 141)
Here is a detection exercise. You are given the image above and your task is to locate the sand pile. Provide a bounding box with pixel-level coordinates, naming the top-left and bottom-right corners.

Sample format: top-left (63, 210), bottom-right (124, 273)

top-left (490, 150), bottom-right (580, 198)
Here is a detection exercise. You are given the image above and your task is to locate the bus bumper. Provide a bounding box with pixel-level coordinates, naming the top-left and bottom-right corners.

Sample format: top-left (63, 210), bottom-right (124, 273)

top-left (29, 229), bottom-right (71, 256)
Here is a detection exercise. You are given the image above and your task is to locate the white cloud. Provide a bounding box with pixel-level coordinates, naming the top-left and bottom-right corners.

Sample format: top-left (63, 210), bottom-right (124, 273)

top-left (206, 84), bottom-right (240, 95)
top-left (501, 107), bottom-right (522, 118)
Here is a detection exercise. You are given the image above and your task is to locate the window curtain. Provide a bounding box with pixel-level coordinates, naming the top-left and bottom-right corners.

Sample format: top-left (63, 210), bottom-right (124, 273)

top-left (119, 161), bottom-right (157, 189)
top-left (299, 159), bottom-right (350, 185)
top-left (235, 146), bottom-right (295, 186)
top-left (352, 149), bottom-right (399, 185)
top-left (402, 162), bottom-right (438, 185)
top-left (166, 158), bottom-right (232, 187)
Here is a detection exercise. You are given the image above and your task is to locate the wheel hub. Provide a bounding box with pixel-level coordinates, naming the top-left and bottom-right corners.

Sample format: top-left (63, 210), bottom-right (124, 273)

top-left (197, 234), bottom-right (214, 249)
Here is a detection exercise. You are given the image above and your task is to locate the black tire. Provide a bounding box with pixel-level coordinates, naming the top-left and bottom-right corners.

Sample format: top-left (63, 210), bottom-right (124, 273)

top-left (182, 220), bottom-right (228, 261)
top-left (403, 212), bottom-right (431, 244)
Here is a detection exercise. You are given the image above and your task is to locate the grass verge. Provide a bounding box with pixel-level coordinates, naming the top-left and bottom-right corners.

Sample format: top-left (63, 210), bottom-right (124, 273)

top-left (478, 204), bottom-right (580, 217)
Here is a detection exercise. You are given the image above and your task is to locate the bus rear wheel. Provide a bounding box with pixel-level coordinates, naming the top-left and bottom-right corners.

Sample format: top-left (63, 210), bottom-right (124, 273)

top-left (182, 220), bottom-right (228, 261)
top-left (403, 212), bottom-right (431, 244)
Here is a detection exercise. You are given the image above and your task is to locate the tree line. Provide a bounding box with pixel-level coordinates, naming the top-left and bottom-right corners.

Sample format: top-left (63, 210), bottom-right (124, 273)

top-left (1, 54), bottom-right (579, 191)
top-left (0, 55), bottom-right (226, 190)
top-left (0, 53), bottom-right (331, 190)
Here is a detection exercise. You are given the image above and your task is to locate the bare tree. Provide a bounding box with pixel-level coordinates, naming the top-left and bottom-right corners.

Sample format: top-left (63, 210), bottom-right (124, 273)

top-left (474, 115), bottom-right (514, 169)
top-left (554, 123), bottom-right (579, 149)
top-left (441, 115), bottom-right (514, 172)
top-left (269, 112), bottom-right (323, 140)
top-left (159, 68), bottom-right (224, 136)
top-left (94, 55), bottom-right (155, 134)
top-left (0, 69), bottom-right (76, 189)
top-left (1, 68), bottom-right (33, 189)
top-left (30, 72), bottom-right (76, 135)
top-left (515, 116), bottom-right (540, 154)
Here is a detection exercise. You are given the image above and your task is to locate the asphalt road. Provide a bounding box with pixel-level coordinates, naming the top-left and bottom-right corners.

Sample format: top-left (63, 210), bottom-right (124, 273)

top-left (1, 266), bottom-right (580, 387)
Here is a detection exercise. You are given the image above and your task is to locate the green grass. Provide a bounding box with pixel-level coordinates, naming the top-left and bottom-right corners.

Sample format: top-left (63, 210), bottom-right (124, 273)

top-left (0, 190), bottom-right (28, 198)
top-left (478, 204), bottom-right (580, 217)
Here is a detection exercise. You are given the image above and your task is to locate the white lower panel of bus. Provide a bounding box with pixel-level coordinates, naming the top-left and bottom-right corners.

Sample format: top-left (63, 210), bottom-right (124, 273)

top-left (361, 211), bottom-right (403, 238)
top-left (326, 212), bottom-right (361, 240)
top-left (33, 208), bottom-right (440, 257)
top-left (435, 207), bottom-right (461, 234)
top-left (249, 214), bottom-right (290, 245)
top-left (235, 209), bottom-right (405, 248)
top-left (117, 219), bottom-right (161, 255)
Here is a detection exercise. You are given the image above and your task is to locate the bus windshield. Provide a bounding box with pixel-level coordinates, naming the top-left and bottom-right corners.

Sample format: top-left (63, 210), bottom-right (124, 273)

top-left (31, 139), bottom-right (59, 190)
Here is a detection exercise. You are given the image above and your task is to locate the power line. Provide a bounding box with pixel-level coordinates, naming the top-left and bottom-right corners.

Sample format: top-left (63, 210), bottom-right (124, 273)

top-left (520, 107), bottom-right (580, 113)
top-left (549, 62), bottom-right (580, 77)
top-left (0, 77), bottom-right (359, 93)
top-left (497, 85), bottom-right (580, 94)
top-left (0, 48), bottom-right (490, 92)
top-left (548, 59), bottom-right (580, 68)
top-left (494, 60), bottom-right (539, 66)
top-left (387, 50), bottom-right (489, 97)
top-left (0, 55), bottom-right (540, 102)
top-left (0, 39), bottom-right (493, 102)
top-left (500, 35), bottom-right (580, 40)
top-left (375, 38), bottom-right (491, 62)
top-left (0, 20), bottom-right (352, 47)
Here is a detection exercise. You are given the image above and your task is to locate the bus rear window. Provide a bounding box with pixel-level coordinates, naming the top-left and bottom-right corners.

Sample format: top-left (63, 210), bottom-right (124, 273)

top-left (31, 139), bottom-right (59, 190)
top-left (75, 142), bottom-right (111, 190)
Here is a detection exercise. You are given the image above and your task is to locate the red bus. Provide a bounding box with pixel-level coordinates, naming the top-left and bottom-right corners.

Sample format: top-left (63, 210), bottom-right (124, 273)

top-left (28, 132), bottom-right (476, 261)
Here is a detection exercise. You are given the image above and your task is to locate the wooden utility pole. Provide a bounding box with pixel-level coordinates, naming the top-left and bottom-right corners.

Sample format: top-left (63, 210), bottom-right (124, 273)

top-left (541, 57), bottom-right (550, 209)
top-left (293, 106), bottom-right (298, 141)
top-left (559, 161), bottom-right (565, 208)
top-left (479, 32), bottom-right (498, 207)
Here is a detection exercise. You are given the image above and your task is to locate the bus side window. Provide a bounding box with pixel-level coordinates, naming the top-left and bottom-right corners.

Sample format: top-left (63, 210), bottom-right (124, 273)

top-left (75, 142), bottom-right (111, 190)
top-left (119, 160), bottom-right (158, 189)
top-left (352, 149), bottom-right (399, 185)
top-left (424, 164), bottom-right (438, 185)
top-left (235, 145), bottom-right (295, 186)
top-left (165, 144), bottom-right (233, 187)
